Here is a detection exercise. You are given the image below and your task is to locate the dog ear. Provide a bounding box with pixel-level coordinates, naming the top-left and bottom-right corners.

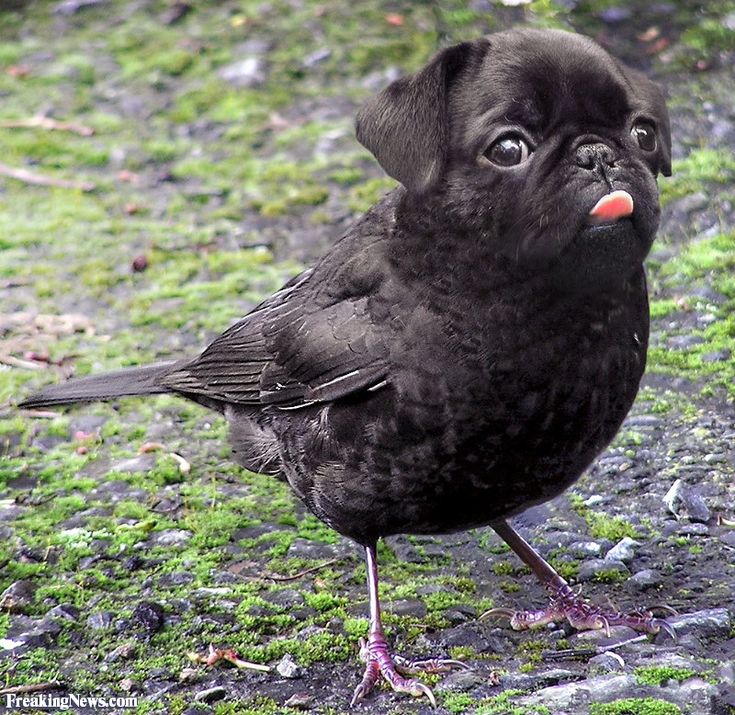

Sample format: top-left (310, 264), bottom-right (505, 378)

top-left (356, 40), bottom-right (489, 194)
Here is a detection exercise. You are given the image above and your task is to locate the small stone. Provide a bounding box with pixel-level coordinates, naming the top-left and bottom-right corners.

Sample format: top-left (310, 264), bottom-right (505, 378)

top-left (131, 254), bottom-right (148, 272)
top-left (605, 537), bottom-right (639, 563)
top-left (178, 667), bottom-right (199, 683)
top-left (578, 558), bottom-right (629, 582)
top-left (0, 581), bottom-right (36, 613)
top-left (719, 531), bottom-right (735, 548)
top-left (45, 603), bottom-right (79, 622)
top-left (105, 642), bottom-right (137, 662)
top-left (284, 692), bottom-right (314, 709)
top-left (194, 686), bottom-right (226, 703)
top-left (303, 47), bottom-right (331, 67)
top-left (436, 669), bottom-right (486, 691)
top-left (663, 479), bottom-right (711, 523)
top-left (574, 625), bottom-right (638, 647)
top-left (276, 653), bottom-right (302, 679)
top-left (661, 608), bottom-right (731, 642)
top-left (702, 349), bottom-right (731, 363)
top-left (627, 569), bottom-right (662, 591)
top-left (676, 522), bottom-right (709, 536)
top-left (87, 611), bottom-right (114, 630)
top-left (131, 601), bottom-right (165, 635)
top-left (286, 538), bottom-right (337, 560)
top-left (667, 335), bottom-right (705, 350)
top-left (150, 529), bottom-right (192, 547)
top-left (588, 651), bottom-right (625, 673)
top-left (111, 454), bottom-right (156, 473)
top-left (55, 0), bottom-right (109, 15)
top-left (218, 57), bottom-right (266, 88)
top-left (569, 541), bottom-right (603, 558)
top-left (265, 589), bottom-right (305, 609)
top-left (384, 599), bottom-right (427, 619)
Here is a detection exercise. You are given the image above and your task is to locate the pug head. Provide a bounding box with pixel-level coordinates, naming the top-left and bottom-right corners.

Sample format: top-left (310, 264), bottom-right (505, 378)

top-left (356, 29), bottom-right (671, 292)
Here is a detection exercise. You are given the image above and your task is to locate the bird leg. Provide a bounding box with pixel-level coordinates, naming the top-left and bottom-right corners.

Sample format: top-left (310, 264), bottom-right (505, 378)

top-left (482, 520), bottom-right (675, 639)
top-left (351, 543), bottom-right (466, 706)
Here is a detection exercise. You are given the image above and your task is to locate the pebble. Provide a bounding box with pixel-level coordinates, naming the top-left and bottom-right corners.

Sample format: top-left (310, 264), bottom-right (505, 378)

top-left (384, 599), bottom-right (427, 619)
top-left (284, 692), bottom-right (314, 709)
top-left (578, 558), bottom-right (629, 582)
top-left (604, 537), bottom-right (639, 563)
top-left (87, 611), bottom-right (114, 630)
top-left (276, 653), bottom-right (303, 679)
top-left (0, 581), bottom-right (36, 613)
top-left (45, 603), bottom-right (80, 622)
top-left (105, 642), bottom-right (137, 662)
top-left (626, 569), bottom-right (662, 591)
top-left (54, 0), bottom-right (108, 16)
top-left (194, 686), bottom-right (227, 703)
top-left (569, 541), bottom-right (603, 558)
top-left (111, 454), bottom-right (156, 473)
top-left (265, 588), bottom-right (305, 609)
top-left (131, 601), bottom-right (165, 635)
top-left (661, 608), bottom-right (732, 641)
top-left (663, 480), bottom-right (711, 523)
top-left (150, 529), bottom-right (192, 547)
top-left (588, 651), bottom-right (625, 673)
top-left (286, 538), bottom-right (338, 560)
top-left (218, 57), bottom-right (267, 88)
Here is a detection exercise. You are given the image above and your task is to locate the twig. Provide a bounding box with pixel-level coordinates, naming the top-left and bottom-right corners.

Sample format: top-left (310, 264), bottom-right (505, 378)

top-left (0, 116), bottom-right (94, 136)
top-left (0, 278), bottom-right (30, 289)
top-left (265, 557), bottom-right (343, 582)
top-left (17, 409), bottom-right (59, 419)
top-left (542, 633), bottom-right (649, 661)
top-left (0, 681), bottom-right (64, 695)
top-left (0, 354), bottom-right (46, 370)
top-left (0, 162), bottom-right (95, 192)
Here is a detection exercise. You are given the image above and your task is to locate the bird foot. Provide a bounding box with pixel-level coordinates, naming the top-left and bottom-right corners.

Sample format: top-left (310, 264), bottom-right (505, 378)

top-left (481, 583), bottom-right (677, 640)
top-left (350, 633), bottom-right (466, 706)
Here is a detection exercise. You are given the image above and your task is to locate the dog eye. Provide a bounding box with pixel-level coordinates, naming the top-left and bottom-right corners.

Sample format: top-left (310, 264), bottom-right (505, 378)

top-left (631, 121), bottom-right (657, 152)
top-left (484, 135), bottom-right (531, 167)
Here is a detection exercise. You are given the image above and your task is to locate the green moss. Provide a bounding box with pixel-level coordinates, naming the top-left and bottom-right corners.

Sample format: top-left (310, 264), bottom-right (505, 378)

top-left (443, 691), bottom-right (476, 713)
top-left (633, 665), bottom-right (697, 686)
top-left (570, 495), bottom-right (639, 541)
top-left (476, 690), bottom-right (549, 715)
top-left (660, 148), bottom-right (735, 204)
top-left (589, 698), bottom-right (682, 715)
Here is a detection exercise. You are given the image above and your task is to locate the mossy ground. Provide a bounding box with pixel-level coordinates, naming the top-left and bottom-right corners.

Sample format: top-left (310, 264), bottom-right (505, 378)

top-left (0, 1), bottom-right (734, 714)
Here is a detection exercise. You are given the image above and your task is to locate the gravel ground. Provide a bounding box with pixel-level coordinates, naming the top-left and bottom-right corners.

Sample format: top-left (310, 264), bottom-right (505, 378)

top-left (0, 2), bottom-right (734, 715)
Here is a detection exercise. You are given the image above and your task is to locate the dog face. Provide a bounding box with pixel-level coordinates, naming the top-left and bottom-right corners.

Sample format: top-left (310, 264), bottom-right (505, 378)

top-left (356, 29), bottom-right (671, 292)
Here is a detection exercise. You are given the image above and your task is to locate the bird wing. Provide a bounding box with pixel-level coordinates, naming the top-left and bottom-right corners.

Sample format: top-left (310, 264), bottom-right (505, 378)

top-left (162, 269), bottom-right (390, 409)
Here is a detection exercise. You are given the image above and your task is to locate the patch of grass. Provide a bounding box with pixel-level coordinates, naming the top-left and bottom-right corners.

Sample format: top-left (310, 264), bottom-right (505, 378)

top-left (633, 665), bottom-right (697, 686)
top-left (660, 148), bottom-right (735, 204)
top-left (476, 690), bottom-right (549, 715)
top-left (589, 698), bottom-right (682, 715)
top-left (570, 494), bottom-right (639, 541)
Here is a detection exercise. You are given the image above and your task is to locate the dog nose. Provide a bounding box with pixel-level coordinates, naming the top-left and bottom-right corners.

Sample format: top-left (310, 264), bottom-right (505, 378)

top-left (575, 142), bottom-right (616, 170)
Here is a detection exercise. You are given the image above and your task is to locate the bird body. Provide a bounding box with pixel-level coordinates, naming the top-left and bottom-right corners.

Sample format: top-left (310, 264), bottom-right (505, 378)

top-left (20, 29), bottom-right (672, 703)
top-left (22, 188), bottom-right (648, 545)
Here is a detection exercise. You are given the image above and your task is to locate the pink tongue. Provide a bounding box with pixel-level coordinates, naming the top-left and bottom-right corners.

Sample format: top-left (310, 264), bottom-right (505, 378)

top-left (588, 190), bottom-right (634, 224)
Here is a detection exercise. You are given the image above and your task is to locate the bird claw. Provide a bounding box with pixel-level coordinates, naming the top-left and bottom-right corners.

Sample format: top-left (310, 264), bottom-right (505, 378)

top-left (481, 584), bottom-right (676, 640)
top-left (351, 634), bottom-right (464, 706)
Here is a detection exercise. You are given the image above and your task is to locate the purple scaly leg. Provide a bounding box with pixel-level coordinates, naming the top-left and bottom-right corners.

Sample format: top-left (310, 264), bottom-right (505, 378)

top-left (351, 543), bottom-right (467, 706)
top-left (482, 520), bottom-right (675, 639)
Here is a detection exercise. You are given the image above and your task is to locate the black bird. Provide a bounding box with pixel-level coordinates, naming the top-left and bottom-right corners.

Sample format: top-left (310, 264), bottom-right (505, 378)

top-left (21, 29), bottom-right (673, 704)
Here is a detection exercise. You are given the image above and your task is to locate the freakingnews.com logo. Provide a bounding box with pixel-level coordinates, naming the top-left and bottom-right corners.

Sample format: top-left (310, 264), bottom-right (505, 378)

top-left (4, 693), bottom-right (139, 710)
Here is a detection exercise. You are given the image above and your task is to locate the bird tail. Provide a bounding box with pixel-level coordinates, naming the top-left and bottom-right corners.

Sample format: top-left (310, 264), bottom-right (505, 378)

top-left (18, 361), bottom-right (180, 409)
